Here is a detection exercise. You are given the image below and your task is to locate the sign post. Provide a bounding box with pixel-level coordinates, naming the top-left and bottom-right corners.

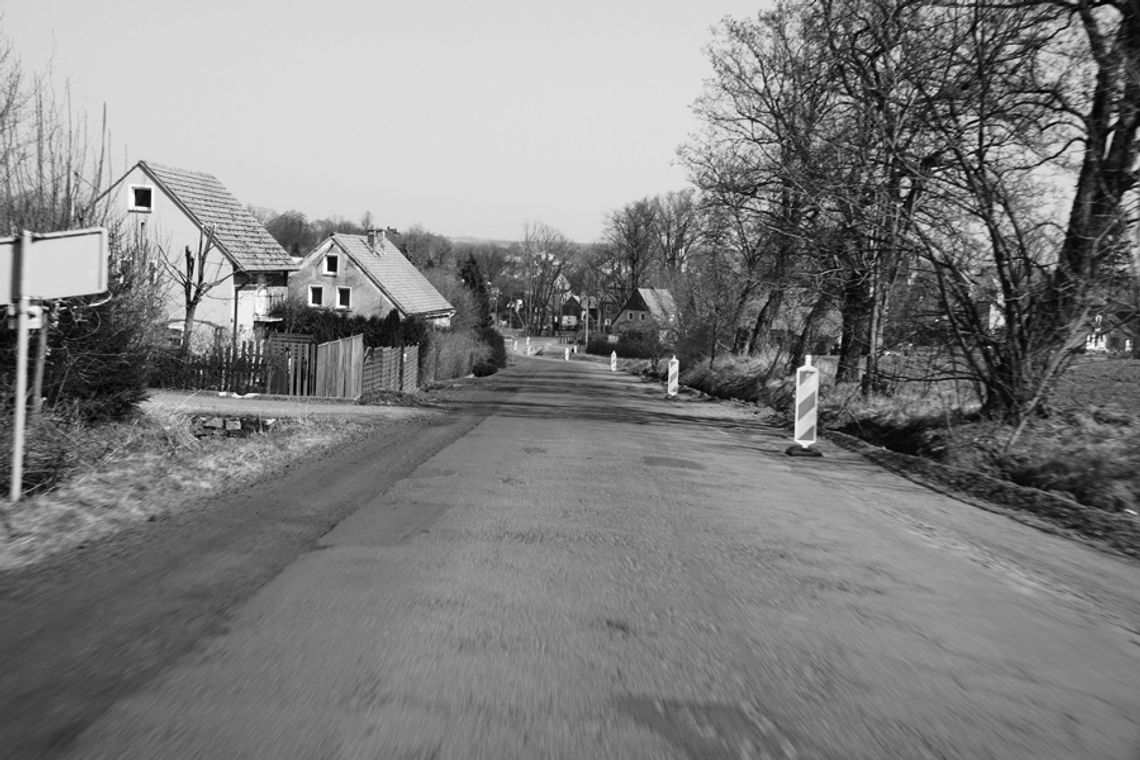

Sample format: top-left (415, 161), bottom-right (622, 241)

top-left (666, 355), bottom-right (679, 398)
top-left (786, 354), bottom-right (823, 457)
top-left (4, 228), bottom-right (108, 500)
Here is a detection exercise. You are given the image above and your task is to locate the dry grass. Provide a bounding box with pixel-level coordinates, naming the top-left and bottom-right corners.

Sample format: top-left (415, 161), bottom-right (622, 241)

top-left (681, 351), bottom-right (1140, 519)
top-left (0, 408), bottom-right (371, 570)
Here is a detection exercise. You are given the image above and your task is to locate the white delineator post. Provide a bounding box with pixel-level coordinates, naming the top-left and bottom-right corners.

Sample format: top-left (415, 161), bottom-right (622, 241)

top-left (9, 232), bottom-right (29, 502)
top-left (666, 355), bottom-right (679, 397)
top-left (610, 350), bottom-right (617, 372)
top-left (788, 354), bottom-right (823, 457)
top-left (564, 346), bottom-right (570, 361)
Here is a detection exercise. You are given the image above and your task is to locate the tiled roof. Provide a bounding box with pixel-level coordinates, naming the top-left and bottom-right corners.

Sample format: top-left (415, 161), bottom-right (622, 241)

top-left (140, 161), bottom-right (295, 273)
top-left (331, 233), bottom-right (454, 317)
top-left (636, 288), bottom-right (677, 322)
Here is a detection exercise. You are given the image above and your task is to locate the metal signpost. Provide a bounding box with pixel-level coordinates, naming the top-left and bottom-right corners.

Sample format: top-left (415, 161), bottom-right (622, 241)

top-left (666, 355), bottom-right (679, 398)
top-left (2, 228), bottom-right (108, 500)
top-left (787, 354), bottom-right (823, 457)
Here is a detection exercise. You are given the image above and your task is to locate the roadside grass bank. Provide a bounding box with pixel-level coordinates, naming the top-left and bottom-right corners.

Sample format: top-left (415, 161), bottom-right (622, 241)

top-left (664, 353), bottom-right (1140, 558)
top-left (0, 408), bottom-right (383, 571)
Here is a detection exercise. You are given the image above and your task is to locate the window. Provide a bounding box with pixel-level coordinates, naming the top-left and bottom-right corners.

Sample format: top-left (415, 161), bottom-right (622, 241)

top-left (308, 285), bottom-right (323, 306)
top-left (640, 313), bottom-right (646, 321)
top-left (128, 184), bottom-right (153, 212)
top-left (324, 254), bottom-right (339, 275)
top-left (337, 287), bottom-right (351, 310)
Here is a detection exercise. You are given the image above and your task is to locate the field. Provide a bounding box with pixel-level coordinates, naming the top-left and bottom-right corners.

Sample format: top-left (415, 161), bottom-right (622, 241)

top-left (1053, 355), bottom-right (1140, 409)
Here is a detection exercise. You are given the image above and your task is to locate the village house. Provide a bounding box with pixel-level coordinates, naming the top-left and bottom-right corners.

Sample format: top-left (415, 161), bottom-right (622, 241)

top-left (290, 230), bottom-right (454, 327)
top-left (613, 287), bottom-right (678, 340)
top-left (99, 160), bottom-right (296, 347)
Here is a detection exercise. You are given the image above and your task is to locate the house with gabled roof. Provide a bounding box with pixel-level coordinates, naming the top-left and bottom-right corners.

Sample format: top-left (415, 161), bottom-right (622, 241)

top-left (614, 287), bottom-right (678, 339)
top-left (290, 230), bottom-right (454, 327)
top-left (99, 160), bottom-right (297, 346)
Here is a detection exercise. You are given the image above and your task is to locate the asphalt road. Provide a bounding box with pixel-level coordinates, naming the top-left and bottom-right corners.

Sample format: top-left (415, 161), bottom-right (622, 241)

top-left (12, 355), bottom-right (1140, 758)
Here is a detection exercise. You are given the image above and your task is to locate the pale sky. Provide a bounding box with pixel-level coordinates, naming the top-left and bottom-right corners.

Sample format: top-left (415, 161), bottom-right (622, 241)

top-left (3, 0), bottom-right (768, 243)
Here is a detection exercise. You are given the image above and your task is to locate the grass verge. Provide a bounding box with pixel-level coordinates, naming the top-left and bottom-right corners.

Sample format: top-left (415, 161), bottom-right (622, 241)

top-left (0, 408), bottom-right (376, 571)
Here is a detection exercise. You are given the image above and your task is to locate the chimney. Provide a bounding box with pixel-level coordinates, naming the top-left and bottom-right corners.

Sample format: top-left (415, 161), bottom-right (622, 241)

top-left (366, 228), bottom-right (377, 251)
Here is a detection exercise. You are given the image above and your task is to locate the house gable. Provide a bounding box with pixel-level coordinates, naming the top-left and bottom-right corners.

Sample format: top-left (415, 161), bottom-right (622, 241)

top-left (291, 233), bottom-right (454, 321)
top-left (615, 288), bottom-right (676, 328)
top-left (291, 237), bottom-right (397, 316)
top-left (98, 161), bottom-right (294, 341)
top-left (136, 161), bottom-right (295, 274)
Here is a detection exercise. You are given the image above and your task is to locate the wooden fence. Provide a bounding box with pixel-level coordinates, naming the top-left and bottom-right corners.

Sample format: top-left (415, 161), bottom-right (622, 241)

top-left (266, 334), bottom-right (318, 396)
top-left (159, 341), bottom-right (269, 396)
top-left (362, 345), bottom-right (419, 395)
top-left (315, 335), bottom-right (364, 398)
top-left (155, 333), bottom-right (419, 398)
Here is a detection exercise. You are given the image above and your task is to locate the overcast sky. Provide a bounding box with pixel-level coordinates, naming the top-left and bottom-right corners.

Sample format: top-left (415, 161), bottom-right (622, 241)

top-left (4, 0), bottom-right (769, 243)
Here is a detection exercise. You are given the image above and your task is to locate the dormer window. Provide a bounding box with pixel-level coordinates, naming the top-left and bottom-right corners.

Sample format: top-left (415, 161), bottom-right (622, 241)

top-left (128, 184), bottom-right (154, 213)
top-left (324, 254), bottom-right (339, 275)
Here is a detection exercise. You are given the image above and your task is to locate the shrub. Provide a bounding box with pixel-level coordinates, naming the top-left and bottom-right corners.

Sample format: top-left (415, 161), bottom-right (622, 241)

top-left (24, 239), bottom-right (167, 423)
top-left (480, 327), bottom-right (508, 368)
top-left (472, 360), bottom-right (498, 377)
top-left (615, 329), bottom-right (664, 360)
top-left (419, 329), bottom-right (489, 384)
top-left (586, 336), bottom-right (616, 356)
top-left (267, 299), bottom-right (425, 348)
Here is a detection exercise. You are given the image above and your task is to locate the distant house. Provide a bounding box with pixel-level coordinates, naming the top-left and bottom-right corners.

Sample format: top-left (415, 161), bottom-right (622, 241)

top-left (559, 295), bottom-right (581, 331)
top-left (290, 230), bottom-right (454, 327)
top-left (614, 288), bottom-right (678, 338)
top-left (100, 160), bottom-right (297, 346)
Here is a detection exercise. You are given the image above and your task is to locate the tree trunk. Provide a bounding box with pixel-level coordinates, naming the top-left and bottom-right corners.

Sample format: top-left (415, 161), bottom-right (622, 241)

top-left (747, 289), bottom-right (784, 355)
top-left (787, 292), bottom-right (832, 374)
top-left (836, 273), bottom-right (872, 383)
top-left (182, 302), bottom-right (199, 354)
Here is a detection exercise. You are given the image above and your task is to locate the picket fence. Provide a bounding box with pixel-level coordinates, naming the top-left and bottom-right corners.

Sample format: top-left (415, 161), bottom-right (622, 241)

top-left (161, 334), bottom-right (419, 398)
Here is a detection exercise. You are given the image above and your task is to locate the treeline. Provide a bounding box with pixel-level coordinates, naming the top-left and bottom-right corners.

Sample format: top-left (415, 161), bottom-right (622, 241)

top-left (595, 0), bottom-right (1140, 426)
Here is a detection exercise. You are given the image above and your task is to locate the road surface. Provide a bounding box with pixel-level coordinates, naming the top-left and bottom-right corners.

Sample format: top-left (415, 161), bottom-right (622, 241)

top-left (7, 354), bottom-right (1140, 758)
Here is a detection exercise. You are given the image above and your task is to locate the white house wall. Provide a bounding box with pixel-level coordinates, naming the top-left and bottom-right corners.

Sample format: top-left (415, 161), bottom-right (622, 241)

top-left (114, 166), bottom-right (239, 339)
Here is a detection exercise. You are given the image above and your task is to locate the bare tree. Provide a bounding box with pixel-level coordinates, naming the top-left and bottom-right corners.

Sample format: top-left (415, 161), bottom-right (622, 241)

top-left (159, 225), bottom-right (233, 352)
top-left (603, 198), bottom-right (659, 301)
top-left (520, 221), bottom-right (573, 334)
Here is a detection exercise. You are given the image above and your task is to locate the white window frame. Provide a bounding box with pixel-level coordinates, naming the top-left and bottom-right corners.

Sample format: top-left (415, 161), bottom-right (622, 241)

top-left (336, 286), bottom-right (351, 310)
top-left (323, 253), bottom-right (339, 275)
top-left (128, 184), bottom-right (154, 213)
top-left (308, 285), bottom-right (323, 307)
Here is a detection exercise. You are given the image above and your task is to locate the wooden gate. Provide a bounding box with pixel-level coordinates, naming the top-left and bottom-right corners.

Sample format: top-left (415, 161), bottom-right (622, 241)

top-left (315, 334), bottom-right (364, 398)
top-left (266, 333), bottom-right (317, 396)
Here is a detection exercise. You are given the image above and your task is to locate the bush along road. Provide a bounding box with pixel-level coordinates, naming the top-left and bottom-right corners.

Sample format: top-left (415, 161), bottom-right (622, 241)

top-left (4, 356), bottom-right (1140, 759)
